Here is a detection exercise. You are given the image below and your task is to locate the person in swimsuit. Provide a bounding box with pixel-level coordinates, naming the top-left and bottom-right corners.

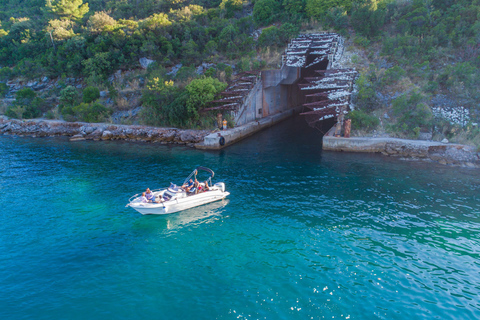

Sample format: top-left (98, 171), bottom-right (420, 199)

top-left (145, 188), bottom-right (159, 203)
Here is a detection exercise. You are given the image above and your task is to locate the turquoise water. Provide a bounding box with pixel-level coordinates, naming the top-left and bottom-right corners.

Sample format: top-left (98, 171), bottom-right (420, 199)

top-left (1, 116), bottom-right (480, 320)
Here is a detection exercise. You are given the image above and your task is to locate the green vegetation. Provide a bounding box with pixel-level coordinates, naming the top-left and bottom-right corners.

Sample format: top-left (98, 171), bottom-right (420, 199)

top-left (0, 0), bottom-right (307, 126)
top-left (348, 109), bottom-right (379, 131)
top-left (141, 76), bottom-right (226, 128)
top-left (0, 0), bottom-right (478, 146)
top-left (334, 0), bottom-right (480, 145)
top-left (5, 88), bottom-right (46, 119)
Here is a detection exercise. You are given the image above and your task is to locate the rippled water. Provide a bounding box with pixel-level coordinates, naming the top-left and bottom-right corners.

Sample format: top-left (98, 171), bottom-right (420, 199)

top-left (1, 116), bottom-right (480, 319)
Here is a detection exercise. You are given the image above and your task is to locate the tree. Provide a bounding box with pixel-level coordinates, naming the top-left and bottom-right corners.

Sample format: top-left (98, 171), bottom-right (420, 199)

top-left (253, 0), bottom-right (280, 26)
top-left (350, 1), bottom-right (386, 38)
top-left (258, 26), bottom-right (281, 47)
top-left (46, 0), bottom-right (89, 21)
top-left (185, 77), bottom-right (227, 120)
top-left (283, 0), bottom-right (306, 19)
top-left (87, 11), bottom-right (116, 33)
top-left (6, 88), bottom-right (45, 119)
top-left (140, 13), bottom-right (172, 30)
top-left (47, 19), bottom-right (76, 40)
top-left (60, 85), bottom-right (79, 107)
top-left (83, 86), bottom-right (100, 103)
top-left (220, 0), bottom-right (244, 18)
top-left (392, 91), bottom-right (433, 135)
top-left (82, 52), bottom-right (112, 80)
top-left (305, 0), bottom-right (352, 19)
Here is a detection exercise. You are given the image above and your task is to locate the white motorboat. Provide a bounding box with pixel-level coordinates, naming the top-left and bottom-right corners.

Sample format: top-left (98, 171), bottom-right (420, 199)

top-left (127, 167), bottom-right (230, 215)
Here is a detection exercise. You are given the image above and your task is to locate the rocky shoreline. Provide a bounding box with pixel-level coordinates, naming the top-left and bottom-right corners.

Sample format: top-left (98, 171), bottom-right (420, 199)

top-left (2, 116), bottom-right (480, 168)
top-left (0, 116), bottom-right (209, 147)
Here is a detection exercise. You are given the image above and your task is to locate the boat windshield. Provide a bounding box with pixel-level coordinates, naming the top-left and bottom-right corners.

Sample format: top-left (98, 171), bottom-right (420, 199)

top-left (168, 183), bottom-right (182, 193)
top-left (182, 167), bottom-right (215, 186)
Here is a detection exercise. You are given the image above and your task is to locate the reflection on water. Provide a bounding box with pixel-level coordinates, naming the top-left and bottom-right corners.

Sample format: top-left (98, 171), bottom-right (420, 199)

top-left (164, 200), bottom-right (229, 231)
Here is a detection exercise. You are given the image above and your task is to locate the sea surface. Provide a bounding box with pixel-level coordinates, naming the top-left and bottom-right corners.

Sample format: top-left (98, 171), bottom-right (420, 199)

top-left (1, 116), bottom-right (480, 320)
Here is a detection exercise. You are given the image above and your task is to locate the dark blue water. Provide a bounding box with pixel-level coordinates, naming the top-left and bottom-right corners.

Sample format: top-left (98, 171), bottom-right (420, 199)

top-left (1, 116), bottom-right (480, 320)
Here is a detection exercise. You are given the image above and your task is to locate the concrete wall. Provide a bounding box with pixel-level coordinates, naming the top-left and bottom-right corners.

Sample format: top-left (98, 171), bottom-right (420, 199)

top-left (262, 66), bottom-right (301, 117)
top-left (234, 65), bottom-right (302, 127)
top-left (234, 80), bottom-right (263, 126)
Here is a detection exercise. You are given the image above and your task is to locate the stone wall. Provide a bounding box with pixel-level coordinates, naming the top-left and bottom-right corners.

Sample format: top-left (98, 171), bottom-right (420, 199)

top-left (0, 116), bottom-right (208, 147)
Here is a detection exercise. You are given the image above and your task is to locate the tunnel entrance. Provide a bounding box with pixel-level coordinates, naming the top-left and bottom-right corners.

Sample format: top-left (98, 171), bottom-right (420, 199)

top-left (284, 33), bottom-right (357, 135)
top-left (201, 33), bottom-right (356, 148)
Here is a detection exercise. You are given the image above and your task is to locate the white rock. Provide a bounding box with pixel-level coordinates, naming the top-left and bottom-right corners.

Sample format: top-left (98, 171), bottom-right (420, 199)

top-left (441, 138), bottom-right (449, 144)
top-left (139, 57), bottom-right (155, 69)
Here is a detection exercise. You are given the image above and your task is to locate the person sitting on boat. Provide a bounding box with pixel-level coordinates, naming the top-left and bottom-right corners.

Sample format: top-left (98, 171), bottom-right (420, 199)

top-left (140, 192), bottom-right (148, 203)
top-left (182, 179), bottom-right (195, 192)
top-left (197, 180), bottom-right (209, 193)
top-left (145, 188), bottom-right (159, 203)
top-left (193, 178), bottom-right (202, 194)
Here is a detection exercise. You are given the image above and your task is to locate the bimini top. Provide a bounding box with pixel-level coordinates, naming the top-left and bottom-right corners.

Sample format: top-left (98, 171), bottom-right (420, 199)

top-left (196, 166), bottom-right (214, 178)
top-left (182, 166), bottom-right (215, 185)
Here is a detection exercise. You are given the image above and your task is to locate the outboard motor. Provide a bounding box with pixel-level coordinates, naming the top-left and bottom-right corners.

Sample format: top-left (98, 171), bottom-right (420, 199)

top-left (214, 182), bottom-right (225, 192)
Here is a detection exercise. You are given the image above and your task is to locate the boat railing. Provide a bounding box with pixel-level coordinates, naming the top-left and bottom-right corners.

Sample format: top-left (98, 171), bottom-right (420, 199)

top-left (128, 188), bottom-right (167, 204)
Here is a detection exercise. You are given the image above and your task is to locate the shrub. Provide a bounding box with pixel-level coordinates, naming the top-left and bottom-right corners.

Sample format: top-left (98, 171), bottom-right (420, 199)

top-left (5, 88), bottom-right (45, 119)
top-left (83, 86), bottom-right (100, 103)
top-left (253, 0), bottom-right (280, 26)
top-left (185, 77), bottom-right (227, 121)
top-left (71, 102), bottom-right (112, 122)
top-left (0, 82), bottom-right (8, 97)
top-left (87, 11), bottom-right (116, 33)
top-left (381, 66), bottom-right (406, 86)
top-left (6, 105), bottom-right (27, 119)
top-left (348, 109), bottom-right (379, 131)
top-left (324, 7), bottom-right (349, 34)
top-left (350, 1), bottom-right (385, 38)
top-left (60, 85), bottom-right (80, 107)
top-left (353, 73), bottom-right (380, 112)
top-left (392, 91), bottom-right (433, 136)
top-left (257, 26), bottom-right (281, 48)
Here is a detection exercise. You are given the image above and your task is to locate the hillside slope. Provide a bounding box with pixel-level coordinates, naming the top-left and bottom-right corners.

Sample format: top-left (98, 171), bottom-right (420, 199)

top-left (0, 0), bottom-right (479, 147)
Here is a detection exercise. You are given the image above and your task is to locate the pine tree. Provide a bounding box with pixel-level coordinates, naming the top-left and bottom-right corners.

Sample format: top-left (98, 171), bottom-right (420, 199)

top-left (46, 0), bottom-right (89, 21)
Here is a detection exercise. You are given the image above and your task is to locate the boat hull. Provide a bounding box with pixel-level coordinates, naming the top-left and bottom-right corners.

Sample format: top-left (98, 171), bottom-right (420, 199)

top-left (129, 190), bottom-right (230, 215)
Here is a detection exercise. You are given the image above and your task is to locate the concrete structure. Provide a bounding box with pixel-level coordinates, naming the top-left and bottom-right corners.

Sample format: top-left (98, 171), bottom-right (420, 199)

top-left (196, 107), bottom-right (302, 150)
top-left (198, 65), bottom-right (303, 150)
top-left (322, 130), bottom-right (480, 167)
top-left (234, 80), bottom-right (263, 125)
top-left (197, 32), bottom-right (354, 150)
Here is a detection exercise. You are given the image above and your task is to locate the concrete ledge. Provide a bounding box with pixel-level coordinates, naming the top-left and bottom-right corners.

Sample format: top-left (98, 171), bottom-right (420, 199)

top-left (196, 108), bottom-right (300, 150)
top-left (323, 136), bottom-right (442, 152)
top-left (323, 135), bottom-right (480, 167)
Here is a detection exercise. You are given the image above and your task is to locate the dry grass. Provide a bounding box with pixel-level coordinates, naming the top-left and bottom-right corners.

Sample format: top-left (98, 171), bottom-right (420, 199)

top-left (124, 79), bottom-right (140, 92)
top-left (449, 129), bottom-right (480, 149)
top-left (114, 96), bottom-right (130, 110)
top-left (217, 71), bottom-right (226, 83)
top-left (259, 47), bottom-right (284, 69)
